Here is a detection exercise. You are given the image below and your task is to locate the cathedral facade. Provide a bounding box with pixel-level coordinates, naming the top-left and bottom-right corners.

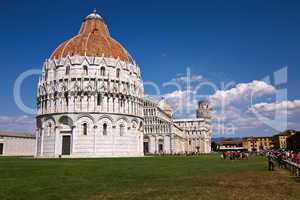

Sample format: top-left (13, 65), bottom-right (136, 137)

top-left (144, 99), bottom-right (211, 155)
top-left (35, 11), bottom-right (211, 158)
top-left (143, 98), bottom-right (187, 154)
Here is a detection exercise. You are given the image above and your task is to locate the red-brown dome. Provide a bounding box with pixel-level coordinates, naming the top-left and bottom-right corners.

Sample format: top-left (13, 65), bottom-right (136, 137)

top-left (50, 10), bottom-right (133, 63)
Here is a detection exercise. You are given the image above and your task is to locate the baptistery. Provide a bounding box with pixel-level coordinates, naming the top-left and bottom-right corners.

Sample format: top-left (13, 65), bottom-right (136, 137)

top-left (36, 11), bottom-right (144, 157)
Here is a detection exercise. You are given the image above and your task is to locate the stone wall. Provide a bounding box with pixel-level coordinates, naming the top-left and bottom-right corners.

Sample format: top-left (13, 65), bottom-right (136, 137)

top-left (0, 136), bottom-right (35, 156)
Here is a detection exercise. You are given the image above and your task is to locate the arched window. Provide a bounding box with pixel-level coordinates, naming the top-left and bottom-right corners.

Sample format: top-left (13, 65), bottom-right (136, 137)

top-left (100, 66), bottom-right (105, 76)
top-left (116, 68), bottom-right (120, 78)
top-left (66, 66), bottom-right (70, 75)
top-left (103, 123), bottom-right (107, 136)
top-left (119, 124), bottom-right (125, 136)
top-left (64, 92), bottom-right (69, 106)
top-left (97, 94), bottom-right (101, 106)
top-left (83, 123), bottom-right (88, 135)
top-left (83, 66), bottom-right (88, 75)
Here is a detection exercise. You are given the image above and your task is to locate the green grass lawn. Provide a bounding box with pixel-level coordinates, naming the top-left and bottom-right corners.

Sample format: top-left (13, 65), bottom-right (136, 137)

top-left (0, 155), bottom-right (299, 200)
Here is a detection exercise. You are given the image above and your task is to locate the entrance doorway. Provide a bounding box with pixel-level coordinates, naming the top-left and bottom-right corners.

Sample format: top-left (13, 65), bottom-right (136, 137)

top-left (0, 143), bottom-right (3, 155)
top-left (144, 136), bottom-right (150, 154)
top-left (144, 142), bottom-right (149, 153)
top-left (62, 135), bottom-right (71, 155)
top-left (158, 139), bottom-right (164, 153)
top-left (158, 144), bottom-right (163, 153)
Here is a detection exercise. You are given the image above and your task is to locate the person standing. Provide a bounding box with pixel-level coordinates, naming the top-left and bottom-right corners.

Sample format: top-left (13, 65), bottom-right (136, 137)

top-left (268, 154), bottom-right (274, 171)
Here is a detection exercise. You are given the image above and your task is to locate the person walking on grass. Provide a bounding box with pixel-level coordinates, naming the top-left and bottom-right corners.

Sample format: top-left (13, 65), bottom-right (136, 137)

top-left (268, 154), bottom-right (274, 171)
top-left (223, 151), bottom-right (227, 160)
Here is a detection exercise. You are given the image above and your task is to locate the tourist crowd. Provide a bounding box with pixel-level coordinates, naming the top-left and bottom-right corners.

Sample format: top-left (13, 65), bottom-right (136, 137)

top-left (221, 151), bottom-right (249, 160)
top-left (267, 150), bottom-right (300, 166)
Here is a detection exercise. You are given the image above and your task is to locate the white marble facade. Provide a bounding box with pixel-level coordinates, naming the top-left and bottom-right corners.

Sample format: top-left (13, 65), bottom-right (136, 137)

top-left (143, 98), bottom-right (186, 154)
top-left (36, 11), bottom-right (144, 158)
top-left (0, 133), bottom-right (35, 156)
top-left (36, 55), bottom-right (145, 158)
top-left (174, 118), bottom-right (211, 154)
top-left (174, 101), bottom-right (212, 154)
top-left (144, 98), bottom-right (211, 154)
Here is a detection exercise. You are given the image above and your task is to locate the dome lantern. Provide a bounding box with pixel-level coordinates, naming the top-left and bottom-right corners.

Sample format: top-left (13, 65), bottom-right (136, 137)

top-left (84, 9), bottom-right (103, 21)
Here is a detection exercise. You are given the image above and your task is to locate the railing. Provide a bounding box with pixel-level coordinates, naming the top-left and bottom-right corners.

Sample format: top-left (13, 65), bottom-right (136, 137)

top-left (283, 160), bottom-right (300, 178)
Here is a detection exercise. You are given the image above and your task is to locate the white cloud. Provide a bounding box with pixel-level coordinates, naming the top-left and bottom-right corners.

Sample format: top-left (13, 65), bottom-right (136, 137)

top-left (0, 115), bottom-right (35, 133)
top-left (209, 80), bottom-right (276, 107)
top-left (247, 100), bottom-right (300, 131)
top-left (250, 100), bottom-right (300, 112)
top-left (162, 90), bottom-right (197, 118)
top-left (162, 80), bottom-right (278, 128)
top-left (152, 77), bottom-right (299, 137)
top-left (161, 71), bottom-right (207, 118)
top-left (208, 80), bottom-right (300, 136)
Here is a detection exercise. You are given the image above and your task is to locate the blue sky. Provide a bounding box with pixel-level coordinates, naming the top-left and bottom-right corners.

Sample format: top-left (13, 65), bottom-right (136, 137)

top-left (0, 0), bottom-right (299, 137)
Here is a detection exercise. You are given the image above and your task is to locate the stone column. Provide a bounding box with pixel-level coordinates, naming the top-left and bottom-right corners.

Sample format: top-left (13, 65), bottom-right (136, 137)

top-left (203, 137), bottom-right (207, 153)
top-left (71, 125), bottom-right (75, 155)
top-left (94, 94), bottom-right (97, 112)
top-left (155, 136), bottom-right (157, 154)
top-left (110, 96), bottom-right (115, 113)
top-left (54, 126), bottom-right (59, 157)
top-left (67, 94), bottom-right (71, 112)
top-left (140, 131), bottom-right (144, 155)
top-left (113, 97), bottom-right (116, 113)
top-left (41, 99), bottom-right (44, 114)
top-left (60, 97), bottom-right (63, 113)
top-left (79, 95), bottom-right (83, 112)
top-left (34, 129), bottom-right (39, 157)
top-left (71, 95), bottom-right (74, 112)
top-left (126, 97), bottom-right (129, 114)
top-left (40, 128), bottom-right (44, 157)
top-left (170, 133), bottom-right (174, 154)
top-left (129, 98), bottom-right (132, 114)
top-left (137, 131), bottom-right (140, 155)
top-left (93, 125), bottom-right (97, 155)
top-left (103, 95), bottom-right (107, 112)
top-left (112, 127), bottom-right (115, 156)
top-left (133, 98), bottom-right (136, 115)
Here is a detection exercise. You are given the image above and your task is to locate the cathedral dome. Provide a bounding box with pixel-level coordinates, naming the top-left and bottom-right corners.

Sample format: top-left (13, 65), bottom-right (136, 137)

top-left (50, 10), bottom-right (134, 63)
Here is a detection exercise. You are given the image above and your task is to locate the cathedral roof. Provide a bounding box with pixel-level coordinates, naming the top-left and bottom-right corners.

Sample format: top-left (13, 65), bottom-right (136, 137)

top-left (50, 10), bottom-right (134, 63)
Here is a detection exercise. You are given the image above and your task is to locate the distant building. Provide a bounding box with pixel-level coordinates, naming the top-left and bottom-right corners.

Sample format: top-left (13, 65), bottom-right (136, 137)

top-left (143, 98), bottom-right (186, 154)
top-left (174, 118), bottom-right (211, 153)
top-left (287, 132), bottom-right (300, 151)
top-left (143, 98), bottom-right (211, 154)
top-left (273, 130), bottom-right (296, 150)
top-left (243, 136), bottom-right (274, 152)
top-left (174, 101), bottom-right (212, 154)
top-left (0, 132), bottom-right (35, 156)
top-left (215, 140), bottom-right (246, 151)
